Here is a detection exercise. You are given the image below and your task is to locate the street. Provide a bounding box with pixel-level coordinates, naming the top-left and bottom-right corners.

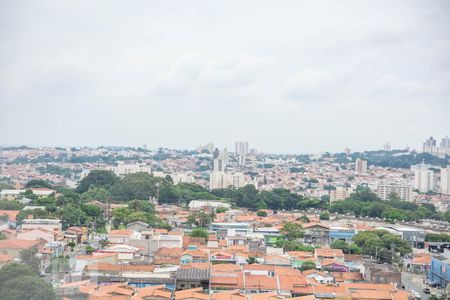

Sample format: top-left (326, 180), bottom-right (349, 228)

top-left (402, 272), bottom-right (443, 300)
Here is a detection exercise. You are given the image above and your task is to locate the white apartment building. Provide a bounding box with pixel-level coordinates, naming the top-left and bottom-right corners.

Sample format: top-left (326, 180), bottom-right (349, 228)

top-left (210, 171), bottom-right (246, 189)
top-left (355, 158), bottom-right (367, 173)
top-left (110, 163), bottom-right (151, 176)
top-left (440, 167), bottom-right (450, 195)
top-left (171, 173), bottom-right (195, 185)
top-left (414, 163), bottom-right (434, 193)
top-left (329, 187), bottom-right (354, 202)
top-left (376, 184), bottom-right (414, 201)
top-left (21, 218), bottom-right (62, 232)
top-left (235, 141), bottom-right (249, 166)
top-left (423, 136), bottom-right (450, 158)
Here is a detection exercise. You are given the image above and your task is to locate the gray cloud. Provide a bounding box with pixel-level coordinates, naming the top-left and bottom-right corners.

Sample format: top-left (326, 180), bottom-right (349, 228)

top-left (1, 0), bottom-right (449, 153)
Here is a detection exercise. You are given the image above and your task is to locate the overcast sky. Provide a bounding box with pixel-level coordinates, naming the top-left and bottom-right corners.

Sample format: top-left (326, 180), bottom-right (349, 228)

top-left (1, 1), bottom-right (449, 153)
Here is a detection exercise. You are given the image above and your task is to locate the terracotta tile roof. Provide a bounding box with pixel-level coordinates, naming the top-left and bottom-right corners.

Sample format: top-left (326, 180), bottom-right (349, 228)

top-left (0, 210), bottom-right (20, 221)
top-left (0, 239), bottom-right (40, 249)
top-left (211, 290), bottom-right (246, 300)
top-left (155, 247), bottom-right (184, 257)
top-left (174, 287), bottom-right (209, 300)
top-left (75, 253), bottom-right (117, 260)
top-left (85, 262), bottom-right (154, 272)
top-left (412, 254), bottom-right (431, 266)
top-left (315, 248), bottom-right (344, 258)
top-left (302, 222), bottom-right (330, 229)
top-left (342, 283), bottom-right (396, 291)
top-left (136, 285), bottom-right (171, 299)
top-left (0, 253), bottom-right (13, 263)
top-left (180, 262), bottom-right (210, 270)
top-left (331, 272), bottom-right (364, 282)
top-left (108, 229), bottom-right (132, 236)
top-left (212, 263), bottom-right (242, 272)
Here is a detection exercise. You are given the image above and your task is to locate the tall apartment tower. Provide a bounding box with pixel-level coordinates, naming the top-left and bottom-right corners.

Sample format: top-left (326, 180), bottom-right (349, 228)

top-left (344, 147), bottom-right (351, 155)
top-left (355, 158), bottom-right (368, 173)
top-left (414, 163), bottom-right (434, 193)
top-left (213, 148), bottom-right (227, 172)
top-left (440, 167), bottom-right (450, 194)
top-left (235, 141), bottom-right (249, 166)
top-left (384, 143), bottom-right (391, 152)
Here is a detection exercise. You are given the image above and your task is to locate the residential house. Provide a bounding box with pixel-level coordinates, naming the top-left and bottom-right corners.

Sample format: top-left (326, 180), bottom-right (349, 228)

top-left (21, 218), bottom-right (62, 232)
top-left (303, 223), bottom-right (330, 246)
top-left (16, 228), bottom-right (56, 243)
top-left (175, 268), bottom-right (210, 290)
top-left (0, 239), bottom-right (41, 258)
top-left (362, 262), bottom-right (402, 287)
top-left (107, 229), bottom-right (140, 244)
top-left (153, 247), bottom-right (183, 265)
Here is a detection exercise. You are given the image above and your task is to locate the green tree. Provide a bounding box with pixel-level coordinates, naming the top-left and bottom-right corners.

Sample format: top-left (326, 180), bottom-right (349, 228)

top-left (85, 245), bottom-right (95, 254)
top-left (81, 187), bottom-right (111, 202)
top-left (281, 222), bottom-right (304, 241)
top-left (46, 256), bottom-right (70, 273)
top-left (25, 179), bottom-right (52, 189)
top-left (57, 204), bottom-right (88, 228)
top-left (190, 228), bottom-right (209, 239)
top-left (216, 206), bottom-right (227, 213)
top-left (76, 170), bottom-right (119, 193)
top-left (300, 261), bottom-right (316, 271)
top-left (0, 275), bottom-right (56, 300)
top-left (19, 248), bottom-right (40, 273)
top-left (0, 200), bottom-right (24, 210)
top-left (353, 230), bottom-right (411, 262)
top-left (247, 256), bottom-right (257, 264)
top-left (110, 172), bottom-right (163, 201)
top-left (257, 210), bottom-right (268, 217)
top-left (319, 212), bottom-right (330, 220)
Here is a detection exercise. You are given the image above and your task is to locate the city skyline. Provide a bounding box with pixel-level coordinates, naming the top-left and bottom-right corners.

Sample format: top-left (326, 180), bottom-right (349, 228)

top-left (1, 1), bottom-right (450, 153)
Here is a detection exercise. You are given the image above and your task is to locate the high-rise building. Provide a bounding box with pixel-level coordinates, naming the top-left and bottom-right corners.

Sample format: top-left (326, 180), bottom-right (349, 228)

top-left (344, 147), bottom-right (351, 155)
top-left (440, 136), bottom-right (450, 148)
top-left (376, 184), bottom-right (414, 201)
top-left (383, 143), bottom-right (391, 152)
top-left (414, 163), bottom-right (434, 193)
top-left (355, 158), bottom-right (368, 173)
top-left (423, 136), bottom-right (450, 158)
top-left (213, 148), bottom-right (227, 172)
top-left (235, 141), bottom-right (249, 166)
top-left (329, 187), bottom-right (354, 202)
top-left (440, 167), bottom-right (450, 195)
top-left (209, 171), bottom-right (246, 189)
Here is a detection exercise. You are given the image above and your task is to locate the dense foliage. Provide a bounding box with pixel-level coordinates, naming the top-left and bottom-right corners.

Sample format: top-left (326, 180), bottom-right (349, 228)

top-left (0, 263), bottom-right (56, 300)
top-left (336, 150), bottom-right (449, 169)
top-left (329, 187), bottom-right (446, 222)
top-left (352, 230), bottom-right (412, 263)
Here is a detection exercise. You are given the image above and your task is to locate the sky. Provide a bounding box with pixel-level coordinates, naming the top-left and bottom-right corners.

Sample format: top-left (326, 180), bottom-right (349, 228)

top-left (1, 0), bottom-right (449, 154)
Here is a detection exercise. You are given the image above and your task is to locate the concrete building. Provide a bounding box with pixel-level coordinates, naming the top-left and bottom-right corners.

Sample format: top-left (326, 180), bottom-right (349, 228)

top-left (414, 163), bottom-right (434, 193)
top-left (355, 158), bottom-right (367, 173)
top-left (188, 200), bottom-right (230, 210)
top-left (212, 148), bottom-right (228, 172)
top-left (171, 173), bottom-right (195, 185)
top-left (428, 253), bottom-right (450, 289)
top-left (330, 187), bottom-right (354, 202)
top-left (383, 143), bottom-right (391, 152)
top-left (379, 226), bottom-right (426, 248)
top-left (423, 136), bottom-right (450, 158)
top-left (376, 184), bottom-right (414, 201)
top-left (209, 171), bottom-right (246, 190)
top-left (111, 163), bottom-right (151, 176)
top-left (21, 218), bottom-right (62, 232)
top-left (329, 227), bottom-right (356, 244)
top-left (440, 167), bottom-right (450, 195)
top-left (235, 141), bottom-right (249, 166)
